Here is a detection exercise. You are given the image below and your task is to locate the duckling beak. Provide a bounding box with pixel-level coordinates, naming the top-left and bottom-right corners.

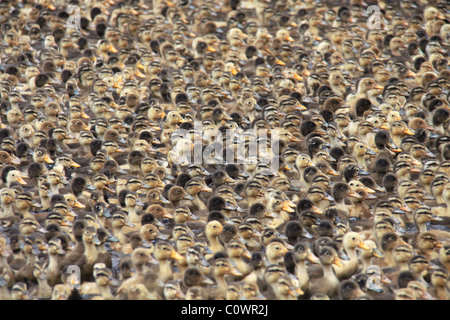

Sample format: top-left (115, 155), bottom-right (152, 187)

top-left (307, 252), bottom-right (321, 264)
top-left (406, 70), bottom-right (416, 78)
top-left (324, 192), bottom-right (334, 201)
top-left (349, 190), bottom-right (362, 199)
top-left (125, 220), bottom-right (135, 227)
top-left (402, 127), bottom-right (414, 135)
top-left (374, 84), bottom-right (384, 90)
top-left (293, 73), bottom-right (303, 81)
top-left (312, 205), bottom-right (323, 214)
top-left (67, 210), bottom-right (78, 217)
top-left (285, 35), bottom-right (295, 42)
top-left (73, 201), bottom-right (86, 209)
top-left (17, 176), bottom-right (27, 185)
top-left (9, 155), bottom-right (21, 165)
top-left (327, 168), bottom-right (339, 176)
top-left (409, 167), bottom-right (422, 173)
top-left (160, 196), bottom-right (170, 204)
top-left (282, 202), bottom-right (296, 213)
top-left (275, 58), bottom-right (285, 66)
top-left (332, 257), bottom-right (344, 267)
top-left (135, 70), bottom-right (146, 78)
top-left (358, 241), bottom-right (371, 250)
top-left (109, 45), bottom-right (118, 53)
top-left (60, 220), bottom-right (72, 227)
top-left (44, 155), bottom-right (54, 164)
top-left (201, 186), bottom-right (213, 192)
top-left (37, 226), bottom-right (49, 234)
top-left (230, 68), bottom-right (239, 75)
top-left (229, 267), bottom-right (243, 277)
top-left (359, 169), bottom-right (371, 176)
top-left (105, 186), bottom-right (116, 193)
top-left (372, 248), bottom-right (384, 259)
top-left (163, 210), bottom-right (173, 219)
top-left (388, 146), bottom-right (402, 153)
top-left (225, 177), bottom-right (235, 183)
top-left (170, 250), bottom-right (184, 260)
top-left (364, 187), bottom-right (376, 194)
top-left (93, 236), bottom-right (102, 246)
top-left (431, 215), bottom-right (444, 222)
top-left (70, 160), bottom-right (81, 168)
top-left (183, 194), bottom-right (194, 200)
top-left (136, 62), bottom-right (145, 70)
top-left (106, 233), bottom-right (119, 242)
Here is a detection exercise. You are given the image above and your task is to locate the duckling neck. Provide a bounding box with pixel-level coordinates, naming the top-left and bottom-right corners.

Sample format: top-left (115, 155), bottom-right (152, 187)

top-left (36, 277), bottom-right (52, 298)
top-left (192, 194), bottom-right (207, 210)
top-left (98, 283), bottom-right (114, 300)
top-left (295, 260), bottom-right (310, 291)
top-left (395, 260), bottom-right (410, 271)
top-left (207, 232), bottom-right (224, 252)
top-left (47, 253), bottom-right (60, 276)
top-left (231, 257), bottom-right (250, 275)
top-left (157, 258), bottom-right (173, 283)
top-left (345, 246), bottom-right (358, 261)
top-left (112, 226), bottom-right (128, 245)
top-left (417, 222), bottom-right (428, 234)
top-left (127, 207), bottom-right (141, 224)
top-left (84, 242), bottom-right (98, 265)
top-left (214, 273), bottom-right (228, 296)
top-left (361, 257), bottom-right (372, 273)
top-left (50, 183), bottom-right (62, 195)
top-left (19, 209), bottom-right (34, 220)
top-left (322, 263), bottom-right (339, 287)
top-left (382, 250), bottom-right (395, 268)
top-left (39, 195), bottom-right (51, 211)
top-left (0, 203), bottom-right (14, 219)
top-left (434, 285), bottom-right (449, 300)
top-left (0, 286), bottom-right (10, 300)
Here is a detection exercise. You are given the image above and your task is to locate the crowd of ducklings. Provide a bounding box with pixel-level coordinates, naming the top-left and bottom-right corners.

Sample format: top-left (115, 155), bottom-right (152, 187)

top-left (0, 0), bottom-right (448, 300)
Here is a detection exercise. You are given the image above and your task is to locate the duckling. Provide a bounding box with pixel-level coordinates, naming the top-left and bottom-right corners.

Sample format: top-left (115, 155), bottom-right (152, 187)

top-left (167, 185), bottom-right (194, 208)
top-left (152, 240), bottom-right (183, 284)
top-left (110, 211), bottom-right (135, 248)
top-left (226, 240), bottom-right (252, 279)
top-left (416, 232), bottom-right (443, 260)
top-left (210, 257), bottom-right (242, 299)
top-left (333, 232), bottom-right (370, 280)
top-left (0, 188), bottom-right (16, 219)
top-left (284, 242), bottom-right (320, 293)
top-left (116, 248), bottom-right (153, 298)
top-left (265, 239), bottom-right (289, 266)
top-left (205, 220), bottom-right (225, 255)
top-left (307, 245), bottom-right (344, 299)
top-left (14, 235), bottom-right (46, 283)
top-left (332, 182), bottom-right (363, 220)
top-left (183, 178), bottom-right (211, 212)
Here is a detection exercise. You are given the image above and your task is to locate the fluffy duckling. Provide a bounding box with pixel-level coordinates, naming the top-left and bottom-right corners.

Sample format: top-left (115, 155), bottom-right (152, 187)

top-left (306, 245), bottom-right (344, 299)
